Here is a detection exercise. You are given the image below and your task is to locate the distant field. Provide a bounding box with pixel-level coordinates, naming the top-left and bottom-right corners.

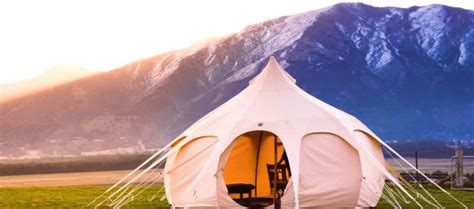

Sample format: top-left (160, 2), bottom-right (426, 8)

top-left (0, 170), bottom-right (163, 187)
top-left (0, 170), bottom-right (166, 208)
top-left (386, 158), bottom-right (474, 173)
top-left (0, 153), bottom-right (156, 176)
top-left (1, 171), bottom-right (473, 208)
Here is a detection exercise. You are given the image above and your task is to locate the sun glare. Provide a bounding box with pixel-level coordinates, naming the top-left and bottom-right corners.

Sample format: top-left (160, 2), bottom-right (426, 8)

top-left (0, 0), bottom-right (472, 84)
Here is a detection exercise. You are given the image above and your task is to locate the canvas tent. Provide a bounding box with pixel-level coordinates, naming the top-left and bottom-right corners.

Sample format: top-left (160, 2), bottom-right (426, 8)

top-left (161, 57), bottom-right (388, 208)
top-left (93, 56), bottom-right (467, 209)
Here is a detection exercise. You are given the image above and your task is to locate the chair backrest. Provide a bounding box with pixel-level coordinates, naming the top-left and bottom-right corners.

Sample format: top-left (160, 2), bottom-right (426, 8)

top-left (266, 163), bottom-right (288, 188)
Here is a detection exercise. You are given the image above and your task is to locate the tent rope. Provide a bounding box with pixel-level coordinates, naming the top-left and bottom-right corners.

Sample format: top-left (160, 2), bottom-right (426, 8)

top-left (388, 184), bottom-right (406, 207)
top-left (160, 193), bottom-right (167, 202)
top-left (386, 159), bottom-right (440, 208)
top-left (417, 184), bottom-right (442, 209)
top-left (385, 184), bottom-right (402, 208)
top-left (106, 167), bottom-right (158, 207)
top-left (117, 174), bottom-right (165, 206)
top-left (391, 182), bottom-right (410, 204)
top-left (380, 192), bottom-right (398, 208)
top-left (111, 170), bottom-right (164, 208)
top-left (149, 185), bottom-right (165, 201)
top-left (112, 193), bottom-right (132, 209)
top-left (354, 141), bottom-right (423, 207)
top-left (108, 166), bottom-right (159, 206)
top-left (118, 161), bottom-right (164, 197)
top-left (379, 141), bottom-right (467, 208)
top-left (384, 147), bottom-right (443, 208)
top-left (109, 160), bottom-right (166, 208)
top-left (94, 149), bottom-right (174, 208)
top-left (108, 150), bottom-right (172, 198)
top-left (385, 164), bottom-right (429, 207)
top-left (416, 192), bottom-right (442, 209)
top-left (88, 147), bottom-right (169, 207)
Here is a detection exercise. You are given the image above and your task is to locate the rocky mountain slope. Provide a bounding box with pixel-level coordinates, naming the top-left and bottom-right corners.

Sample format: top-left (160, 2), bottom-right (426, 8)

top-left (1, 3), bottom-right (473, 158)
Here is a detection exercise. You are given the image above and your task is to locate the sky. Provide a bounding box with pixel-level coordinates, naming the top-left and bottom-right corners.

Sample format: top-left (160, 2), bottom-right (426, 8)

top-left (0, 0), bottom-right (473, 84)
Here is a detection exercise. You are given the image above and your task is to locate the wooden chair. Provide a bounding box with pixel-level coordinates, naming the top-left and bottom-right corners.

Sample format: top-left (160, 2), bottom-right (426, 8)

top-left (266, 163), bottom-right (288, 198)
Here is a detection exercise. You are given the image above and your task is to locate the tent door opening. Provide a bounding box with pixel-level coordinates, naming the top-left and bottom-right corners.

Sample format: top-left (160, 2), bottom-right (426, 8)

top-left (223, 131), bottom-right (291, 208)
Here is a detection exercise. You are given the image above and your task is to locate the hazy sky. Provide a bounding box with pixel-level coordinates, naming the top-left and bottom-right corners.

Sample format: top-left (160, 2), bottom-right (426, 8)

top-left (0, 0), bottom-right (473, 84)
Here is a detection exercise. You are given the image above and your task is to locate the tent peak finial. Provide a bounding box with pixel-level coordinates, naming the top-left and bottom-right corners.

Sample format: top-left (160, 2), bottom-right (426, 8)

top-left (249, 56), bottom-right (296, 85)
top-left (266, 56), bottom-right (280, 69)
top-left (269, 55), bottom-right (278, 62)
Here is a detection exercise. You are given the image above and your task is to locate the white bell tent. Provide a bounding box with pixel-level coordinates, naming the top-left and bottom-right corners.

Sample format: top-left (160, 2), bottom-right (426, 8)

top-left (92, 57), bottom-right (467, 209)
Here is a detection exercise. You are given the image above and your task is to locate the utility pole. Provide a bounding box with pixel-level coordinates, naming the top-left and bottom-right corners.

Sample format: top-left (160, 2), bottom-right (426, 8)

top-left (455, 147), bottom-right (464, 188)
top-left (415, 150), bottom-right (419, 182)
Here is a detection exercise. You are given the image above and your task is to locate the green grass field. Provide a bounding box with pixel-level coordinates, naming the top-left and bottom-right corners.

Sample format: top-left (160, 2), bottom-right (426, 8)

top-left (0, 185), bottom-right (472, 208)
top-left (376, 185), bottom-right (474, 208)
top-left (0, 185), bottom-right (168, 208)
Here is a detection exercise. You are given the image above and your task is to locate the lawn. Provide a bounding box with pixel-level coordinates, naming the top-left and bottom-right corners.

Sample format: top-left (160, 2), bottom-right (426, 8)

top-left (376, 185), bottom-right (474, 209)
top-left (0, 185), bottom-right (472, 208)
top-left (0, 185), bottom-right (168, 208)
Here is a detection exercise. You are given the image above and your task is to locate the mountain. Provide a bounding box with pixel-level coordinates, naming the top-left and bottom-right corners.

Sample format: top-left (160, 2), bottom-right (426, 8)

top-left (1, 3), bottom-right (473, 158)
top-left (0, 64), bottom-right (98, 103)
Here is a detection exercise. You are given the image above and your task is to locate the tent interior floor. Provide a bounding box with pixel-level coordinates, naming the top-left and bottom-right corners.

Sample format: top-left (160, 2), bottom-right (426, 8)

top-left (233, 197), bottom-right (274, 208)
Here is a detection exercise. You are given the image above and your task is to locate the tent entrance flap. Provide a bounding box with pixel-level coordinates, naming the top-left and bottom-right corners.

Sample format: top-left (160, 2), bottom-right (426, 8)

top-left (223, 131), bottom-right (291, 207)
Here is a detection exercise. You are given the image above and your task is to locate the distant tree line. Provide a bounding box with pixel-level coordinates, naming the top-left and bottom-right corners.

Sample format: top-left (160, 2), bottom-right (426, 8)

top-left (399, 170), bottom-right (474, 187)
top-left (0, 154), bottom-right (162, 176)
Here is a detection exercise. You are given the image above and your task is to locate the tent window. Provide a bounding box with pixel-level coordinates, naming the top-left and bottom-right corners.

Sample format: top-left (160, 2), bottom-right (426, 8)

top-left (223, 131), bottom-right (291, 207)
top-left (170, 136), bottom-right (186, 148)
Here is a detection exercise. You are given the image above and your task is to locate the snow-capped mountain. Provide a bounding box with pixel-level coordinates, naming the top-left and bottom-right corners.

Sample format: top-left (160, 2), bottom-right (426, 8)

top-left (1, 3), bottom-right (473, 158)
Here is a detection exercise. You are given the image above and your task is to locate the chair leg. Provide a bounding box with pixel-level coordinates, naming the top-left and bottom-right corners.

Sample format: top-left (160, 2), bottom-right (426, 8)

top-left (249, 192), bottom-right (252, 206)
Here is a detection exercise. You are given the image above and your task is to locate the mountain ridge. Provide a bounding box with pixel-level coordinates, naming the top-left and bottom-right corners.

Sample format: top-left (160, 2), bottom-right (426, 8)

top-left (1, 3), bottom-right (473, 158)
top-left (0, 64), bottom-right (98, 103)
